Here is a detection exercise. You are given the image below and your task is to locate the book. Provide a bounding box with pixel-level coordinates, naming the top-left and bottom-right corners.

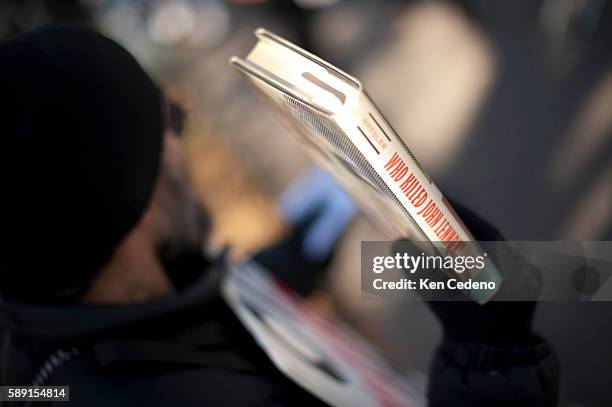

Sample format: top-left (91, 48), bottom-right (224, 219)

top-left (230, 28), bottom-right (500, 303)
top-left (223, 260), bottom-right (422, 407)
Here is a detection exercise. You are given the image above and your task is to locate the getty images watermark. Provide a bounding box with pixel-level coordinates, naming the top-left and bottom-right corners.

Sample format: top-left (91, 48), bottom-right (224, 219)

top-left (361, 241), bottom-right (612, 301)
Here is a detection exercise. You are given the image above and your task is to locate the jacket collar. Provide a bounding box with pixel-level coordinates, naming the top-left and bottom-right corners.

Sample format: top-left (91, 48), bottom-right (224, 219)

top-left (0, 253), bottom-right (225, 346)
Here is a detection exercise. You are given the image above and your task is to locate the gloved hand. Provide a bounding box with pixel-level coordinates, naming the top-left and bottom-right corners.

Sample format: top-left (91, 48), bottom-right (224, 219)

top-left (254, 167), bottom-right (356, 296)
top-left (394, 201), bottom-right (541, 346)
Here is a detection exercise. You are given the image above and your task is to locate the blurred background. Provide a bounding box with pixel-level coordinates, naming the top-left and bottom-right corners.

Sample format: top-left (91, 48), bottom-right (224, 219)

top-left (1, 0), bottom-right (611, 405)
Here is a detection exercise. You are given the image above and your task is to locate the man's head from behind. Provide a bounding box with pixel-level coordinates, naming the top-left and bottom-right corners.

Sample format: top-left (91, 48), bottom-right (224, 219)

top-left (0, 25), bottom-right (209, 304)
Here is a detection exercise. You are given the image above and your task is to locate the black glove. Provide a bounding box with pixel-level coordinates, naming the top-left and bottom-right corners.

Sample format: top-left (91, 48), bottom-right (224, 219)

top-left (253, 205), bottom-right (336, 297)
top-left (395, 202), bottom-right (541, 346)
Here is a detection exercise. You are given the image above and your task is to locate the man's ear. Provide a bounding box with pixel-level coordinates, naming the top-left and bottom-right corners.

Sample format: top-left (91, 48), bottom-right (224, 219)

top-left (133, 133), bottom-right (178, 249)
top-left (80, 227), bottom-right (174, 304)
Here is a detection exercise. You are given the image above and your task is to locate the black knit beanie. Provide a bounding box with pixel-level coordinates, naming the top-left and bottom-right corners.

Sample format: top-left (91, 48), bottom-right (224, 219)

top-left (0, 25), bottom-right (163, 303)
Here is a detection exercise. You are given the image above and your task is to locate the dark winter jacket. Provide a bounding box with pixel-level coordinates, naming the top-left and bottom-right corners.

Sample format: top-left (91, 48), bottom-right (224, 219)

top-left (0, 258), bottom-right (558, 406)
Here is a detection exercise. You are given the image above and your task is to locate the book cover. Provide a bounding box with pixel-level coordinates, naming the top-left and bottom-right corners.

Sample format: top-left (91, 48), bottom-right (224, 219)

top-left (230, 28), bottom-right (501, 303)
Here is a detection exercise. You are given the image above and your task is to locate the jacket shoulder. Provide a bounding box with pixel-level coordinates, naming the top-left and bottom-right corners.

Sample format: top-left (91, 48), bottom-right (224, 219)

top-left (428, 336), bottom-right (559, 407)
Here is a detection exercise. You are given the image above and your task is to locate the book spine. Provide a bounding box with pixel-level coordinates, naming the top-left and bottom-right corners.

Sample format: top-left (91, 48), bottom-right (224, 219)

top-left (339, 98), bottom-right (471, 252)
top-left (338, 97), bottom-right (501, 303)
